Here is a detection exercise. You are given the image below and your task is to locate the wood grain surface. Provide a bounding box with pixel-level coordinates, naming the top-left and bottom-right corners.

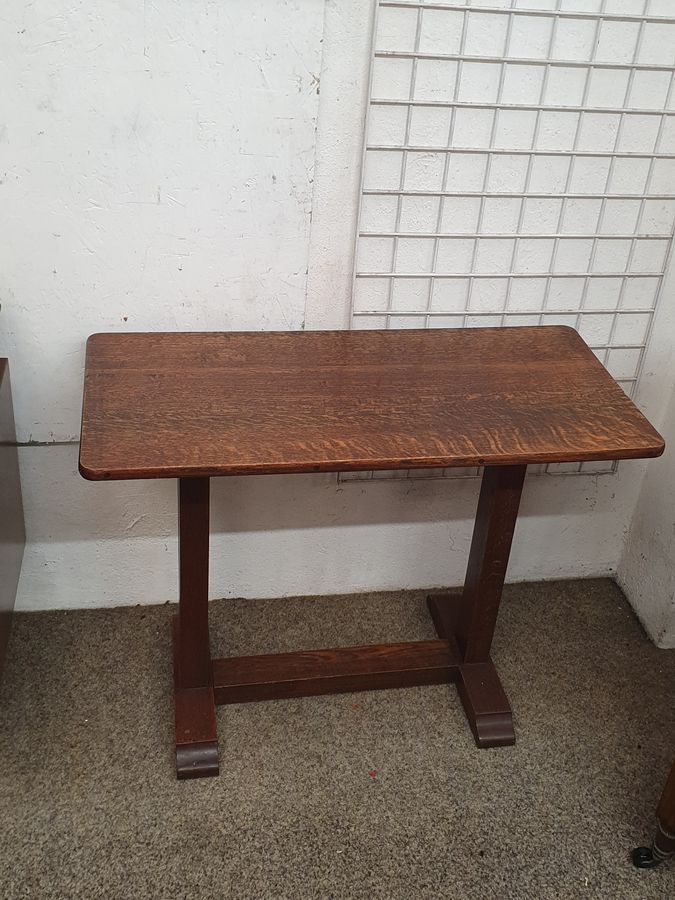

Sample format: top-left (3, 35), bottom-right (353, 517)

top-left (212, 639), bottom-right (460, 705)
top-left (79, 326), bottom-right (664, 480)
top-left (172, 617), bottom-right (219, 780)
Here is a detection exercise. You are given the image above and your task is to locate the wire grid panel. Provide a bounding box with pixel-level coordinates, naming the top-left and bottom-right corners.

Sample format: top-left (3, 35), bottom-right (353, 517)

top-left (345, 0), bottom-right (675, 483)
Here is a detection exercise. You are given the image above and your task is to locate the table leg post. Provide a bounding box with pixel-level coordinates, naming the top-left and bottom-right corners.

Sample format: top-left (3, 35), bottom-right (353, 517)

top-left (173, 477), bottom-right (219, 779)
top-left (428, 464), bottom-right (526, 748)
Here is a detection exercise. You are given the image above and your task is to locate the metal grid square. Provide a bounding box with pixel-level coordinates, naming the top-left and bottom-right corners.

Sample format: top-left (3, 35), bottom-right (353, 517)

top-left (346, 0), bottom-right (675, 483)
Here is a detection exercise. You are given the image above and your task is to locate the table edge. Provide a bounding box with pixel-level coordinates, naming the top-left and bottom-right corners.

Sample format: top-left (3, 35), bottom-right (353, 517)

top-left (79, 325), bottom-right (666, 480)
top-left (78, 439), bottom-right (665, 481)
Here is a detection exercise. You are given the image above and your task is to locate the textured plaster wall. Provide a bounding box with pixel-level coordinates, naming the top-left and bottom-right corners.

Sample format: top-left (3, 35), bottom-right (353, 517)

top-left (1, 0), bottom-right (323, 442)
top-left (1, 1), bottom-right (675, 622)
top-left (618, 345), bottom-right (675, 648)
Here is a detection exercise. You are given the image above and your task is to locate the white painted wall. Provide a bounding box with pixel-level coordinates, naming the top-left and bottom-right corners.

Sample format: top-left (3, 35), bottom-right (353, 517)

top-left (2, 1), bottom-right (675, 627)
top-left (618, 298), bottom-right (675, 648)
top-left (1, 0), bottom-right (324, 442)
top-left (619, 388), bottom-right (675, 648)
top-left (15, 439), bottom-right (656, 610)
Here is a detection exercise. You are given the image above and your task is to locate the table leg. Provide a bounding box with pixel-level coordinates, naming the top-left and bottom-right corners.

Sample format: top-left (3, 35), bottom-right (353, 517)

top-left (633, 758), bottom-right (675, 868)
top-left (173, 477), bottom-right (219, 779)
top-left (427, 464), bottom-right (526, 748)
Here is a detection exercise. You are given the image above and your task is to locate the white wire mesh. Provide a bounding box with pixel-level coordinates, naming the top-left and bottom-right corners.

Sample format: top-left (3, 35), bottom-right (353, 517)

top-left (344, 0), bottom-right (675, 483)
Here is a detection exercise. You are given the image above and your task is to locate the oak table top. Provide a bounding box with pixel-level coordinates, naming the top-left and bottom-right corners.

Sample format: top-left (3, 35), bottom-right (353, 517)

top-left (79, 326), bottom-right (664, 481)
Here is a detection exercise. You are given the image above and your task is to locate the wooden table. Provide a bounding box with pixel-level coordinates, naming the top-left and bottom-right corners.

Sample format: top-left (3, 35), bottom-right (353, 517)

top-left (79, 326), bottom-right (664, 779)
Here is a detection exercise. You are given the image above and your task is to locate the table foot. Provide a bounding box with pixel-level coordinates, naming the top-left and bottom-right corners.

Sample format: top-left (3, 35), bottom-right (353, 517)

top-left (176, 737), bottom-right (220, 780)
top-left (173, 616), bottom-right (219, 779)
top-left (427, 592), bottom-right (515, 748)
top-left (426, 591), bottom-right (460, 641)
top-left (457, 662), bottom-right (515, 748)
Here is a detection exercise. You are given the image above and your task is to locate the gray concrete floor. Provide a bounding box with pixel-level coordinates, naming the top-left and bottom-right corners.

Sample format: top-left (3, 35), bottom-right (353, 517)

top-left (0, 579), bottom-right (673, 899)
